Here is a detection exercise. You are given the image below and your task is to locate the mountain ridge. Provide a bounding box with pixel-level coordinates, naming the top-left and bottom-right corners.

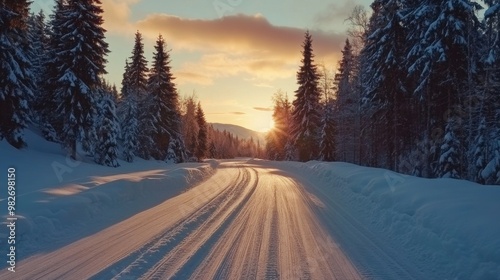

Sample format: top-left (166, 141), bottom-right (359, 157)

top-left (210, 123), bottom-right (266, 143)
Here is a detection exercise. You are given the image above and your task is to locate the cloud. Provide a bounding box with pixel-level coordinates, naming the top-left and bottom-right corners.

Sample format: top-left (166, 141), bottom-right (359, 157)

top-left (176, 71), bottom-right (213, 85)
top-left (134, 14), bottom-right (345, 85)
top-left (101, 0), bottom-right (140, 34)
top-left (179, 53), bottom-right (295, 84)
top-left (253, 107), bottom-right (273, 112)
top-left (208, 112), bottom-right (246, 115)
top-left (137, 14), bottom-right (344, 59)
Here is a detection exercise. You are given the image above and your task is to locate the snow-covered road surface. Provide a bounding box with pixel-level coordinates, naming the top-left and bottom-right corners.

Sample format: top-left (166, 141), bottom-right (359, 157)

top-left (2, 160), bottom-right (361, 279)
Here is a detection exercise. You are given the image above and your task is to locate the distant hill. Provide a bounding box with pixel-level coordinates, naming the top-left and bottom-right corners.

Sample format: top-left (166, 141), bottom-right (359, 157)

top-left (210, 123), bottom-right (266, 144)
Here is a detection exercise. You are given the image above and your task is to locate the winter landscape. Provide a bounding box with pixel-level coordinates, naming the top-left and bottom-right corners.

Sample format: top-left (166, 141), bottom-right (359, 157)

top-left (1, 0), bottom-right (500, 279)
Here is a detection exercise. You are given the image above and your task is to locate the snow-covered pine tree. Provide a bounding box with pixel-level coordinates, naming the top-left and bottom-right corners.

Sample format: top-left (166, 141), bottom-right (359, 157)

top-left (357, 0), bottom-right (385, 167)
top-left (319, 101), bottom-right (336, 161)
top-left (181, 95), bottom-right (199, 157)
top-left (0, 0), bottom-right (34, 148)
top-left (360, 0), bottom-right (408, 170)
top-left (437, 119), bottom-right (462, 178)
top-left (405, 0), bottom-right (482, 178)
top-left (334, 39), bottom-right (358, 163)
top-left (95, 91), bottom-right (120, 167)
top-left (28, 11), bottom-right (49, 123)
top-left (52, 0), bottom-right (109, 159)
top-left (290, 31), bottom-right (322, 162)
top-left (146, 34), bottom-right (186, 162)
top-left (208, 140), bottom-right (217, 158)
top-left (120, 61), bottom-right (138, 162)
top-left (122, 33), bottom-right (148, 161)
top-left (480, 0), bottom-right (500, 184)
top-left (472, 118), bottom-right (488, 183)
top-left (195, 102), bottom-right (208, 161)
top-left (38, 0), bottom-right (67, 141)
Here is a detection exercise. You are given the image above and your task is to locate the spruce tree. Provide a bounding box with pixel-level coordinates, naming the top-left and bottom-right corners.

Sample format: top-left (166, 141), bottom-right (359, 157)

top-left (28, 11), bottom-right (49, 124)
top-left (52, 0), bottom-right (109, 159)
top-left (290, 31), bottom-right (322, 161)
top-left (406, 0), bottom-right (481, 178)
top-left (182, 95), bottom-right (199, 157)
top-left (95, 91), bottom-right (120, 167)
top-left (146, 35), bottom-right (186, 162)
top-left (360, 0), bottom-right (408, 170)
top-left (334, 39), bottom-right (357, 163)
top-left (437, 120), bottom-right (461, 178)
top-left (319, 101), bottom-right (336, 161)
top-left (480, 0), bottom-right (500, 184)
top-left (39, 0), bottom-right (66, 141)
top-left (122, 32), bottom-right (148, 161)
top-left (266, 90), bottom-right (291, 160)
top-left (0, 0), bottom-right (34, 148)
top-left (195, 102), bottom-right (208, 161)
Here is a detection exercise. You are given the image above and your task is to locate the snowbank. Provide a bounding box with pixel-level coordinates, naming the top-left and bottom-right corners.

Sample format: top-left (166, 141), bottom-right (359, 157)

top-left (0, 129), bottom-right (217, 259)
top-left (258, 160), bottom-right (500, 279)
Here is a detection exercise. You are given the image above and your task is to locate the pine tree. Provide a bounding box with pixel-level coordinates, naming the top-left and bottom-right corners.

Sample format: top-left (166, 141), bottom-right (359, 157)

top-left (52, 0), bottom-right (109, 159)
top-left (95, 91), bottom-right (120, 167)
top-left (28, 11), bottom-right (49, 124)
top-left (319, 101), bottom-right (336, 161)
top-left (360, 0), bottom-right (408, 170)
top-left (119, 61), bottom-right (138, 162)
top-left (437, 120), bottom-right (461, 178)
top-left (0, 0), bottom-right (34, 148)
top-left (209, 140), bottom-right (217, 158)
top-left (38, 0), bottom-right (66, 141)
top-left (477, 0), bottom-right (500, 184)
top-left (290, 31), bottom-right (322, 161)
top-left (181, 95), bottom-right (199, 157)
top-left (122, 32), bottom-right (148, 161)
top-left (334, 39), bottom-right (358, 163)
top-left (406, 0), bottom-right (481, 178)
top-left (266, 90), bottom-right (292, 160)
top-left (472, 118), bottom-right (488, 183)
top-left (195, 102), bottom-right (208, 161)
top-left (145, 35), bottom-right (186, 162)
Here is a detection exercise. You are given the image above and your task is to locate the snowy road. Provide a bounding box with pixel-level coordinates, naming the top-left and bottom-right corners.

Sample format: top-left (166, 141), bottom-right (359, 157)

top-left (2, 160), bottom-right (361, 279)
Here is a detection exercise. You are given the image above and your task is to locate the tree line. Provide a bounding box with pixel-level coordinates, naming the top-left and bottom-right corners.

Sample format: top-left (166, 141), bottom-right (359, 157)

top-left (267, 0), bottom-right (500, 185)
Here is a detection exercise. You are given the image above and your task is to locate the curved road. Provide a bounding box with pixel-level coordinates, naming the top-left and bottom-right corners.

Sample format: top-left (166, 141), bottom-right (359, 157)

top-left (2, 161), bottom-right (361, 279)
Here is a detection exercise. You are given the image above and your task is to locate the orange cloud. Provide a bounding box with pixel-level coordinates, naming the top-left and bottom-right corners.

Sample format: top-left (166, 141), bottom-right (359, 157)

top-left (254, 107), bottom-right (273, 112)
top-left (109, 12), bottom-right (345, 85)
top-left (176, 71), bottom-right (213, 85)
top-left (101, 0), bottom-right (139, 34)
top-left (137, 14), bottom-right (344, 60)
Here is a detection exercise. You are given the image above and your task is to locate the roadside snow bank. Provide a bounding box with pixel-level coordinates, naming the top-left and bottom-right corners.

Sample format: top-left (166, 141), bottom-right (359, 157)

top-left (265, 160), bottom-right (500, 279)
top-left (0, 130), bottom-right (217, 259)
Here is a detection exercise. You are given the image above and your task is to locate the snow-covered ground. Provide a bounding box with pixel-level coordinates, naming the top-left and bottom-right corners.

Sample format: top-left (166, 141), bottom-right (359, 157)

top-left (1, 131), bottom-right (499, 279)
top-left (0, 129), bottom-right (217, 262)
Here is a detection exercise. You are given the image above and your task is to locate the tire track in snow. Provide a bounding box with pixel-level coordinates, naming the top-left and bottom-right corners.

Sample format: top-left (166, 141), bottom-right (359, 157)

top-left (141, 167), bottom-right (259, 279)
top-left (190, 167), bottom-right (361, 280)
top-left (264, 186), bottom-right (279, 280)
top-left (92, 168), bottom-right (247, 279)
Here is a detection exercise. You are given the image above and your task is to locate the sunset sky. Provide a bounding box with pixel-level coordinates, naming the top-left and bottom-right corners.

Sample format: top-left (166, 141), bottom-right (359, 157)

top-left (31, 0), bottom-right (372, 132)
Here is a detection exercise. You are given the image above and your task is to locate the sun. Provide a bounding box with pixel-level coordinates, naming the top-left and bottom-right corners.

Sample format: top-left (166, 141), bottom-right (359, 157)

top-left (268, 119), bottom-right (275, 131)
top-left (252, 114), bottom-right (275, 132)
